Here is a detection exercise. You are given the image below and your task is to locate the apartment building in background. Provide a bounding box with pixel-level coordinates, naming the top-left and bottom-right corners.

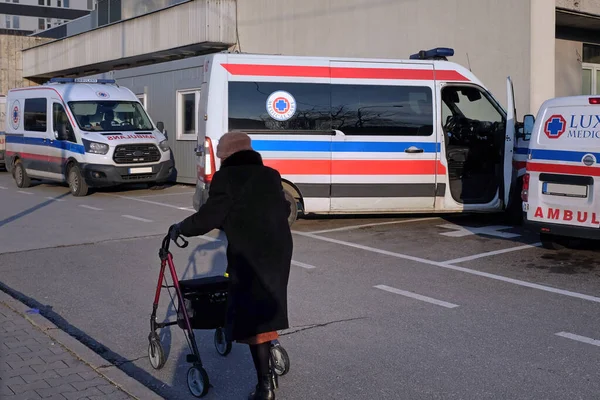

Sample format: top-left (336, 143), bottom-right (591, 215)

top-left (0, 0), bottom-right (92, 36)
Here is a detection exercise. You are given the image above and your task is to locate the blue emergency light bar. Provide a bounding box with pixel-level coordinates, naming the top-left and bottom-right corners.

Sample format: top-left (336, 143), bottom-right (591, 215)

top-left (48, 78), bottom-right (116, 84)
top-left (409, 47), bottom-right (455, 61)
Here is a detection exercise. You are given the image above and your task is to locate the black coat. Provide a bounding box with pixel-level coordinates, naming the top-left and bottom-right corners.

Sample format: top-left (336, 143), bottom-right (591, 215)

top-left (178, 150), bottom-right (293, 341)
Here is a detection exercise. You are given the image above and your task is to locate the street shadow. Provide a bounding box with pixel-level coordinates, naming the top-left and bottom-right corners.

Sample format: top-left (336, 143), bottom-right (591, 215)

top-left (0, 191), bottom-right (70, 229)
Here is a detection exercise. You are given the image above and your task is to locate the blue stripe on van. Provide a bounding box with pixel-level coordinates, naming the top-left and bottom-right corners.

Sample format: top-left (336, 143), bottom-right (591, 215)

top-left (514, 147), bottom-right (529, 155)
top-left (251, 140), bottom-right (440, 153)
top-left (530, 149), bottom-right (600, 162)
top-left (5, 135), bottom-right (85, 155)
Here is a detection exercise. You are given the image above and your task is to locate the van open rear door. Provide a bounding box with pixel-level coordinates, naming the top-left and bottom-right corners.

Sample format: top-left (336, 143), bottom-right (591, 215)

top-left (504, 77), bottom-right (516, 208)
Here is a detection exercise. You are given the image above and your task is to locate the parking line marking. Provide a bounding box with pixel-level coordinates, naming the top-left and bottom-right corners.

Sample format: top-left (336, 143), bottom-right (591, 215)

top-left (122, 215), bottom-right (153, 222)
top-left (105, 194), bottom-right (196, 212)
top-left (555, 332), bottom-right (600, 347)
top-left (438, 224), bottom-right (521, 238)
top-left (138, 191), bottom-right (195, 198)
top-left (444, 243), bottom-right (542, 264)
top-left (292, 260), bottom-right (317, 269)
top-left (308, 217), bottom-right (440, 234)
top-left (79, 205), bottom-right (103, 211)
top-left (0, 186), bottom-right (7, 189)
top-left (293, 231), bottom-right (600, 304)
top-left (46, 197), bottom-right (65, 202)
top-left (375, 285), bottom-right (459, 308)
top-left (18, 191), bottom-right (33, 195)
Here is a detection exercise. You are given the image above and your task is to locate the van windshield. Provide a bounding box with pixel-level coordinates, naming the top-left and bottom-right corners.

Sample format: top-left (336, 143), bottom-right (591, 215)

top-left (68, 101), bottom-right (154, 132)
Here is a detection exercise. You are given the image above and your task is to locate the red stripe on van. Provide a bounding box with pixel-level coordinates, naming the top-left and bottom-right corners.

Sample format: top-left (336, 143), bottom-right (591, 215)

top-left (527, 162), bottom-right (600, 177)
top-left (7, 151), bottom-right (65, 164)
top-left (263, 159), bottom-right (446, 175)
top-left (221, 64), bottom-right (469, 81)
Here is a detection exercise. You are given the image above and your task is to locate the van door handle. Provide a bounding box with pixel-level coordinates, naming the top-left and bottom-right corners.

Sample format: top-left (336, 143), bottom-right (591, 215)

top-left (405, 146), bottom-right (424, 154)
top-left (194, 147), bottom-right (204, 156)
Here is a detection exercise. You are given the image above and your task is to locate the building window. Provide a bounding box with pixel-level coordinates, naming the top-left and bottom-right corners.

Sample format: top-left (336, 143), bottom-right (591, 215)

top-left (582, 65), bottom-right (600, 96)
top-left (177, 89), bottom-right (200, 140)
top-left (38, 0), bottom-right (44, 5)
top-left (5, 15), bottom-right (10, 29)
top-left (64, 0), bottom-right (69, 7)
top-left (87, 0), bottom-right (93, 10)
top-left (58, 0), bottom-right (61, 6)
top-left (13, 15), bottom-right (19, 29)
top-left (583, 43), bottom-right (600, 64)
top-left (47, 0), bottom-right (51, 6)
top-left (38, 18), bottom-right (44, 30)
top-left (24, 98), bottom-right (48, 132)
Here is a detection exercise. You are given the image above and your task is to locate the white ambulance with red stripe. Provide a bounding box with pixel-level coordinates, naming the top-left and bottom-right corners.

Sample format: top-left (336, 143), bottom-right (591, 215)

top-left (521, 96), bottom-right (600, 248)
top-left (4, 78), bottom-right (173, 196)
top-left (193, 48), bottom-right (529, 224)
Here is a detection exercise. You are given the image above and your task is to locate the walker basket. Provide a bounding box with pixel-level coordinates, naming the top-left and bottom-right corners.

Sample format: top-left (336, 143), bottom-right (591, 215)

top-left (177, 275), bottom-right (230, 330)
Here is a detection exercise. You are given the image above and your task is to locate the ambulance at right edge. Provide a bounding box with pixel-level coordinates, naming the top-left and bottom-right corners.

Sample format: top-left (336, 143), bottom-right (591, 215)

top-left (522, 96), bottom-right (600, 249)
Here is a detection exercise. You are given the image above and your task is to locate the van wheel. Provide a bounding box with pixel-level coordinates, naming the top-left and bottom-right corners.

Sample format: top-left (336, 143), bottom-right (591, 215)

top-left (540, 233), bottom-right (564, 250)
top-left (284, 190), bottom-right (298, 226)
top-left (68, 164), bottom-right (89, 197)
top-left (14, 160), bottom-right (31, 188)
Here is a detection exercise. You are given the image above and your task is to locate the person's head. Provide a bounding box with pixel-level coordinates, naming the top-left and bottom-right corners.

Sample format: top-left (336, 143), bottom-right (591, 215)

top-left (216, 131), bottom-right (253, 161)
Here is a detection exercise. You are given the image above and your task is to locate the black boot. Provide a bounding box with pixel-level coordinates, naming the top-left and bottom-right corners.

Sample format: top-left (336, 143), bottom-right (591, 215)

top-left (247, 374), bottom-right (275, 400)
top-left (248, 342), bottom-right (276, 400)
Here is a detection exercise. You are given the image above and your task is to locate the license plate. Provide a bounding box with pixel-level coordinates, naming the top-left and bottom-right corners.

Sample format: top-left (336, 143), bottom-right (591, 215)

top-left (129, 167), bottom-right (153, 174)
top-left (542, 182), bottom-right (587, 198)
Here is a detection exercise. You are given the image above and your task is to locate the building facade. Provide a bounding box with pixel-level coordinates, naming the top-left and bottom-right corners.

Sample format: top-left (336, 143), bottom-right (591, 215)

top-left (0, 0), bottom-right (92, 35)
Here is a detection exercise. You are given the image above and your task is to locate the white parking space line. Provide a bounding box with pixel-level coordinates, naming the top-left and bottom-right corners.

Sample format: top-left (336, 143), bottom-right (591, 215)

top-left (17, 191), bottom-right (33, 195)
top-left (0, 186), bottom-right (7, 189)
top-left (293, 231), bottom-right (600, 304)
top-left (79, 205), bottom-right (103, 211)
top-left (375, 285), bottom-right (459, 309)
top-left (438, 224), bottom-right (521, 239)
top-left (444, 243), bottom-right (542, 264)
top-left (122, 215), bottom-right (153, 223)
top-left (308, 217), bottom-right (440, 234)
top-left (105, 194), bottom-right (195, 212)
top-left (292, 260), bottom-right (317, 270)
top-left (46, 197), bottom-right (65, 202)
top-left (137, 191), bottom-right (195, 198)
top-left (555, 332), bottom-right (600, 347)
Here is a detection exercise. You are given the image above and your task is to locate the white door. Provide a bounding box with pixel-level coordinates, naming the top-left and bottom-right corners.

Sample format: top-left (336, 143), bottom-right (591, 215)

top-left (329, 61), bottom-right (438, 212)
top-left (504, 77), bottom-right (517, 208)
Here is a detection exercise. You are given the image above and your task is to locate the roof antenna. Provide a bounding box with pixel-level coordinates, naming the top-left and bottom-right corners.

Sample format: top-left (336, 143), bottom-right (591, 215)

top-left (466, 53), bottom-right (472, 72)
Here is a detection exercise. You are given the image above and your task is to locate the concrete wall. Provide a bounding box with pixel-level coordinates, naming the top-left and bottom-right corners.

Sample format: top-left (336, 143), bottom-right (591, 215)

top-left (555, 39), bottom-right (583, 98)
top-left (0, 34), bottom-right (51, 96)
top-left (236, 0), bottom-right (532, 115)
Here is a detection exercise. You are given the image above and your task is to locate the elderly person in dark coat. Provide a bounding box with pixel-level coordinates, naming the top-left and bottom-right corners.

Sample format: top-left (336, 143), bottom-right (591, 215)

top-left (169, 131), bottom-right (293, 400)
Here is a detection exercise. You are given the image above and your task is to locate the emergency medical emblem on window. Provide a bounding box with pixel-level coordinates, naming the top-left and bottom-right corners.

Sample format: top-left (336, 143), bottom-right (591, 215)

top-left (266, 91), bottom-right (297, 121)
top-left (11, 100), bottom-right (20, 130)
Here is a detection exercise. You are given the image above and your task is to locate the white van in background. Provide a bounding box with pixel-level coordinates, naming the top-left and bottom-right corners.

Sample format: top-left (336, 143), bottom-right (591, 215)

top-left (192, 49), bottom-right (529, 225)
top-left (4, 78), bottom-right (173, 196)
top-left (0, 95), bottom-right (6, 169)
top-left (522, 96), bottom-right (600, 249)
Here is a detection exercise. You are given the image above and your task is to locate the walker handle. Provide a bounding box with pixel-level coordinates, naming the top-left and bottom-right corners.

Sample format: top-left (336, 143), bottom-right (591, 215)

top-left (174, 235), bottom-right (189, 249)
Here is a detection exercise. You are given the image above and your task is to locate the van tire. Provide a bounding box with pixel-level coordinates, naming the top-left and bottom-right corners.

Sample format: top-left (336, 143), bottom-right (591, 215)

top-left (68, 164), bottom-right (89, 197)
top-left (284, 189), bottom-right (298, 227)
top-left (14, 160), bottom-right (31, 189)
top-left (540, 233), bottom-right (564, 250)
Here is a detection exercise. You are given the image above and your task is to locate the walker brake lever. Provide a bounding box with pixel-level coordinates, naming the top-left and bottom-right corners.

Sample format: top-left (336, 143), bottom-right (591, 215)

top-left (175, 235), bottom-right (189, 249)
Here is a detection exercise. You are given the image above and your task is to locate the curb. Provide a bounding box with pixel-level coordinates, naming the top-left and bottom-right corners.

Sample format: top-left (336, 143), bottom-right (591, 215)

top-left (0, 291), bottom-right (163, 400)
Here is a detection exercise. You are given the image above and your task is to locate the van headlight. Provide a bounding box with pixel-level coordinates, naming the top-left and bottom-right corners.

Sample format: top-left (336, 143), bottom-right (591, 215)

top-left (83, 139), bottom-right (109, 155)
top-left (159, 140), bottom-right (170, 152)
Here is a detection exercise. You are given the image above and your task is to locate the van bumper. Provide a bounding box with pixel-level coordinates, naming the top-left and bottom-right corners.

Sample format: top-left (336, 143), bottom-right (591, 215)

top-left (81, 160), bottom-right (174, 187)
top-left (525, 220), bottom-right (600, 241)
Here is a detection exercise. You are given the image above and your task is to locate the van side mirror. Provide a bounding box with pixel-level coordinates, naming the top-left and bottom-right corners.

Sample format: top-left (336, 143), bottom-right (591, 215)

top-left (522, 114), bottom-right (535, 140)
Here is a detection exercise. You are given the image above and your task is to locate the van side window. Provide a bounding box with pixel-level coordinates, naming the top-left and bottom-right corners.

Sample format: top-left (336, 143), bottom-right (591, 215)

top-left (24, 98), bottom-right (47, 132)
top-left (228, 82), bottom-right (332, 132)
top-left (331, 85), bottom-right (434, 136)
top-left (53, 103), bottom-right (76, 143)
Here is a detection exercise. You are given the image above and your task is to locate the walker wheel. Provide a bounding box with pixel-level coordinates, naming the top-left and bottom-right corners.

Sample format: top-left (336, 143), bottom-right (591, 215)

top-left (187, 366), bottom-right (210, 398)
top-left (148, 334), bottom-right (166, 370)
top-left (214, 327), bottom-right (232, 356)
top-left (270, 344), bottom-right (290, 376)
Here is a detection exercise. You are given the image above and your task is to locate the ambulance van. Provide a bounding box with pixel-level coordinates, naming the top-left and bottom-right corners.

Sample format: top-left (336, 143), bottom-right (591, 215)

top-left (522, 96), bottom-right (600, 249)
top-left (192, 49), bottom-right (530, 224)
top-left (5, 78), bottom-right (173, 196)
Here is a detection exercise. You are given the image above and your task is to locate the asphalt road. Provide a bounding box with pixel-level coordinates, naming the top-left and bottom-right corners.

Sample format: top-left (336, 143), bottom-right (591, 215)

top-left (1, 172), bottom-right (599, 399)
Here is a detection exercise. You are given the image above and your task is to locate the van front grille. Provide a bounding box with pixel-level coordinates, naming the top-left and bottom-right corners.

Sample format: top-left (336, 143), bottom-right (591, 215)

top-left (113, 144), bottom-right (161, 164)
